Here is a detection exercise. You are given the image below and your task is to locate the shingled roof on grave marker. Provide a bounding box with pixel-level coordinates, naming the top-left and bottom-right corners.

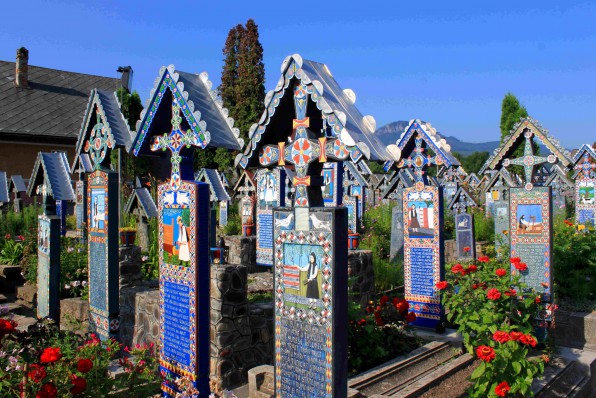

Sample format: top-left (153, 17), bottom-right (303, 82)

top-left (545, 163), bottom-right (574, 191)
top-left (381, 169), bottom-right (416, 200)
top-left (344, 161), bottom-right (369, 188)
top-left (447, 185), bottom-right (478, 212)
top-left (194, 169), bottom-right (231, 202)
top-left (571, 144), bottom-right (596, 180)
top-left (384, 120), bottom-right (461, 184)
top-left (233, 170), bottom-right (256, 194)
top-left (27, 152), bottom-right (75, 200)
top-left (0, 172), bottom-right (8, 203)
top-left (9, 175), bottom-right (27, 194)
top-left (478, 117), bottom-right (573, 177)
top-left (483, 168), bottom-right (519, 193)
top-left (465, 172), bottom-right (481, 187)
top-left (356, 160), bottom-right (373, 176)
top-left (236, 54), bottom-right (394, 170)
top-left (124, 186), bottom-right (158, 219)
top-left (71, 89), bottom-right (133, 173)
top-left (131, 65), bottom-right (243, 157)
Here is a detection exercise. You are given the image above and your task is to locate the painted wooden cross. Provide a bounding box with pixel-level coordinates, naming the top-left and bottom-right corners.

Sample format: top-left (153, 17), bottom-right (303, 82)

top-left (398, 134), bottom-right (443, 186)
top-left (150, 99), bottom-right (203, 191)
top-left (84, 112), bottom-right (114, 171)
top-left (574, 152), bottom-right (596, 180)
top-left (502, 130), bottom-right (556, 190)
top-left (258, 81), bottom-right (353, 207)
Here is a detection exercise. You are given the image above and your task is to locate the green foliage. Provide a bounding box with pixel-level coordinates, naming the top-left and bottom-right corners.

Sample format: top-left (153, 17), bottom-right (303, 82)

top-left (472, 206), bottom-right (495, 242)
top-left (367, 161), bottom-right (386, 174)
top-left (0, 205), bottom-right (41, 244)
top-left (452, 151), bottom-right (490, 175)
top-left (223, 213), bottom-right (241, 236)
top-left (439, 257), bottom-right (546, 397)
top-left (0, 239), bottom-right (24, 265)
top-left (60, 238), bottom-right (88, 298)
top-left (553, 218), bottom-right (596, 302)
top-left (361, 203), bottom-right (403, 290)
top-left (142, 217), bottom-right (159, 280)
top-left (500, 93), bottom-right (528, 142)
top-left (248, 291), bottom-right (273, 303)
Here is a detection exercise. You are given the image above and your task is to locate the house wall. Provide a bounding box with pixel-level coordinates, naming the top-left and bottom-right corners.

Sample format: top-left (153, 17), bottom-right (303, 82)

top-left (0, 140), bottom-right (75, 177)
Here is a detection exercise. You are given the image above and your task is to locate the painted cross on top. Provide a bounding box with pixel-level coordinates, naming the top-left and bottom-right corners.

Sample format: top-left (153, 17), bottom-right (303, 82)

top-left (84, 112), bottom-right (115, 171)
top-left (258, 81), bottom-right (352, 207)
top-left (574, 152), bottom-right (596, 180)
top-left (398, 134), bottom-right (443, 188)
top-left (150, 99), bottom-right (205, 191)
top-left (502, 129), bottom-right (556, 191)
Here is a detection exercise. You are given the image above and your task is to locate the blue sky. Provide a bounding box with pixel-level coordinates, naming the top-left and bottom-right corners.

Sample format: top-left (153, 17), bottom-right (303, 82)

top-left (1, 1), bottom-right (595, 149)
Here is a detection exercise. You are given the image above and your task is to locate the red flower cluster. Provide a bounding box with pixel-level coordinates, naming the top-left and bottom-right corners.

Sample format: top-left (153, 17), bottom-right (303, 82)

top-left (406, 312), bottom-right (416, 323)
top-left (504, 288), bottom-right (517, 297)
top-left (475, 345), bottom-right (496, 362)
top-left (70, 374), bottom-right (87, 395)
top-left (36, 382), bottom-right (57, 398)
top-left (393, 297), bottom-right (409, 315)
top-left (76, 358), bottom-right (93, 373)
top-left (511, 257), bottom-right (528, 271)
top-left (28, 364), bottom-right (47, 383)
top-left (564, 219), bottom-right (573, 226)
top-left (492, 330), bottom-right (510, 343)
top-left (435, 281), bottom-right (448, 290)
top-left (451, 263), bottom-right (464, 274)
top-left (0, 318), bottom-right (17, 337)
top-left (478, 256), bottom-right (490, 263)
top-left (40, 347), bottom-right (62, 364)
top-left (487, 288), bottom-right (501, 300)
top-left (495, 268), bottom-right (507, 277)
top-left (463, 246), bottom-right (471, 252)
top-left (493, 329), bottom-right (539, 347)
top-left (495, 381), bottom-right (511, 397)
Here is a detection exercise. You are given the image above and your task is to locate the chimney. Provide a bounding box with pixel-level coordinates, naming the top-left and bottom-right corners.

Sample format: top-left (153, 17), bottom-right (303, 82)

top-left (15, 47), bottom-right (29, 88)
top-left (117, 66), bottom-right (133, 93)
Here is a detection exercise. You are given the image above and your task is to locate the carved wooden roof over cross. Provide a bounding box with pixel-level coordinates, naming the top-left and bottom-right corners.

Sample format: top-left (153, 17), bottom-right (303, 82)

top-left (236, 54), bottom-right (394, 171)
top-left (27, 152), bottom-right (75, 200)
top-left (479, 117), bottom-right (573, 178)
top-left (571, 144), bottom-right (596, 180)
top-left (384, 120), bottom-right (460, 186)
top-left (233, 170), bottom-right (256, 194)
top-left (72, 89), bottom-right (132, 173)
top-left (465, 173), bottom-right (481, 189)
top-left (545, 164), bottom-right (573, 192)
top-left (381, 169), bottom-right (415, 200)
top-left (483, 168), bottom-right (519, 193)
top-left (447, 185), bottom-right (478, 213)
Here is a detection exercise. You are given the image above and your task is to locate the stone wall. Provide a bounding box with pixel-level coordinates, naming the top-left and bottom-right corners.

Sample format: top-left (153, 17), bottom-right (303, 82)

top-left (348, 250), bottom-right (375, 307)
top-left (224, 236), bottom-right (258, 272)
top-left (445, 239), bottom-right (457, 264)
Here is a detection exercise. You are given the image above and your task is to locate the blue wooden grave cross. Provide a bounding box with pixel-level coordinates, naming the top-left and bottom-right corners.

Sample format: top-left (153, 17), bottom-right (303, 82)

top-left (150, 100), bottom-right (205, 190)
top-left (398, 134), bottom-right (442, 186)
top-left (503, 129), bottom-right (556, 190)
top-left (258, 81), bottom-right (352, 207)
top-left (574, 152), bottom-right (596, 180)
top-left (84, 112), bottom-right (114, 170)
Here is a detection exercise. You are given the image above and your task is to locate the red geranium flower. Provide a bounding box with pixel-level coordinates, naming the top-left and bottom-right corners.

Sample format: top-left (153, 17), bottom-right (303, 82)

top-left (520, 334), bottom-right (537, 347)
top-left (36, 382), bottom-right (57, 398)
top-left (395, 299), bottom-right (409, 315)
top-left (0, 318), bottom-right (17, 337)
top-left (478, 256), bottom-right (490, 263)
top-left (463, 246), bottom-right (471, 252)
top-left (435, 281), bottom-right (449, 290)
top-left (451, 263), bottom-right (464, 274)
top-left (76, 358), bottom-right (93, 373)
top-left (564, 219), bottom-right (573, 226)
top-left (466, 265), bottom-right (478, 273)
top-left (357, 318), bottom-right (366, 326)
top-left (487, 288), bottom-right (501, 300)
top-left (472, 283), bottom-right (479, 290)
top-left (28, 364), bottom-right (47, 383)
top-left (40, 347), bottom-right (62, 364)
top-left (510, 257), bottom-right (521, 264)
top-left (70, 375), bottom-right (87, 395)
top-left (495, 381), bottom-right (511, 397)
top-left (514, 262), bottom-right (528, 271)
top-left (493, 330), bottom-right (510, 343)
top-left (509, 331), bottom-right (523, 341)
top-left (504, 288), bottom-right (517, 297)
top-left (495, 268), bottom-right (507, 277)
top-left (475, 345), bottom-right (496, 362)
top-left (379, 295), bottom-right (389, 306)
top-left (406, 312), bottom-right (416, 323)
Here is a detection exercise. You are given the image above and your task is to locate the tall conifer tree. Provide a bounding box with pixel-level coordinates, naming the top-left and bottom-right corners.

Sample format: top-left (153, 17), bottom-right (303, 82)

top-left (500, 93), bottom-right (528, 142)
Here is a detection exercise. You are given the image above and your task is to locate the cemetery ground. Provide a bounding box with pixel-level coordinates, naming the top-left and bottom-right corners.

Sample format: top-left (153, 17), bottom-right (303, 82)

top-left (0, 201), bottom-right (595, 397)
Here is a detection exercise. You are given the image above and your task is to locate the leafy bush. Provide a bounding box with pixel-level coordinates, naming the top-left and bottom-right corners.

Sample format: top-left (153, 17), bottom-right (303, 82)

top-left (553, 218), bottom-right (596, 302)
top-left (362, 203), bottom-right (403, 290)
top-left (60, 238), bottom-right (88, 298)
top-left (437, 256), bottom-right (548, 397)
top-left (0, 239), bottom-right (24, 265)
top-left (223, 213), bottom-right (241, 236)
top-left (472, 206), bottom-right (495, 242)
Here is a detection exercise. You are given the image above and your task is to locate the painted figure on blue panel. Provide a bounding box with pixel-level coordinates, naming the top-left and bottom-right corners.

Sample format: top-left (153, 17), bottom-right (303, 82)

top-left (163, 207), bottom-right (191, 265)
top-left (322, 168), bottom-right (333, 202)
top-left (406, 190), bottom-right (434, 238)
top-left (516, 204), bottom-right (543, 235)
top-left (298, 252), bottom-right (320, 309)
top-left (90, 189), bottom-right (105, 230)
top-left (259, 173), bottom-right (277, 207)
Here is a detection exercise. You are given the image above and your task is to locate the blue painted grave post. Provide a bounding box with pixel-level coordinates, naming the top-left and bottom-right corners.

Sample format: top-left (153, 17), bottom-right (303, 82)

top-left (219, 200), bottom-right (228, 227)
top-left (75, 180), bottom-right (87, 238)
top-left (56, 199), bottom-right (67, 236)
top-left (455, 213), bottom-right (475, 259)
top-left (37, 186), bottom-right (61, 321)
top-left (256, 168), bottom-right (285, 266)
top-left (273, 207), bottom-right (348, 398)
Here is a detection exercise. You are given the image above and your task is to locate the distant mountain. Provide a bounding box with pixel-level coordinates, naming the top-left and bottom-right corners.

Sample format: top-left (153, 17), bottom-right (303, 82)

top-left (375, 121), bottom-right (501, 157)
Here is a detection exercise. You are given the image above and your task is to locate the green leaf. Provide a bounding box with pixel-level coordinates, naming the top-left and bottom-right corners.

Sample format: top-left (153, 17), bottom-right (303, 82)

top-left (512, 361), bottom-right (521, 374)
top-left (471, 361), bottom-right (486, 380)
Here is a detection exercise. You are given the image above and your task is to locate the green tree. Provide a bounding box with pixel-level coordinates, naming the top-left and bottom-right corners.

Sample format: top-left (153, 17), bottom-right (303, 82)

top-left (453, 151), bottom-right (490, 175)
top-left (499, 93), bottom-right (528, 142)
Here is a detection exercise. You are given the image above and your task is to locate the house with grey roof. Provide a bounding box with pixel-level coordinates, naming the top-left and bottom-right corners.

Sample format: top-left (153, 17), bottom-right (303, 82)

top-left (0, 47), bottom-right (125, 177)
